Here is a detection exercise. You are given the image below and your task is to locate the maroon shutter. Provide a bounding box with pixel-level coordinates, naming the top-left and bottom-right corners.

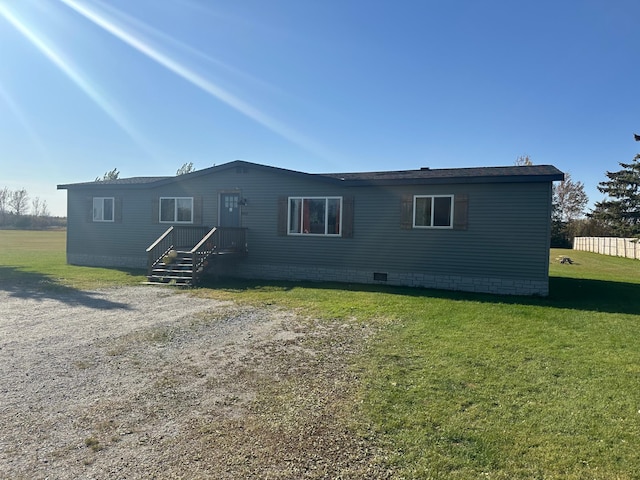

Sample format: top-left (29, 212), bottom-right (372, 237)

top-left (342, 196), bottom-right (354, 238)
top-left (277, 196), bottom-right (287, 236)
top-left (453, 194), bottom-right (468, 230)
top-left (114, 197), bottom-right (123, 223)
top-left (151, 198), bottom-right (159, 224)
top-left (400, 195), bottom-right (413, 229)
top-left (86, 197), bottom-right (93, 223)
top-left (193, 196), bottom-right (203, 225)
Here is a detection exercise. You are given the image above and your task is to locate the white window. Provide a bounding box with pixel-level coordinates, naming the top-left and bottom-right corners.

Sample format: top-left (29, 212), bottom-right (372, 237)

top-left (288, 197), bottom-right (342, 236)
top-left (413, 195), bottom-right (453, 228)
top-left (93, 197), bottom-right (114, 222)
top-left (160, 197), bottom-right (193, 223)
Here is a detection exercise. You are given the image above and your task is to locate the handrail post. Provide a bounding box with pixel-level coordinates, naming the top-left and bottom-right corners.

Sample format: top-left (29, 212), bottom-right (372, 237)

top-left (146, 226), bottom-right (175, 276)
top-left (192, 250), bottom-right (197, 284)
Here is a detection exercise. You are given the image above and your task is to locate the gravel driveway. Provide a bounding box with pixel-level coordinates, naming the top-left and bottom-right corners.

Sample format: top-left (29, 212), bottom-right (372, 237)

top-left (0, 285), bottom-right (391, 479)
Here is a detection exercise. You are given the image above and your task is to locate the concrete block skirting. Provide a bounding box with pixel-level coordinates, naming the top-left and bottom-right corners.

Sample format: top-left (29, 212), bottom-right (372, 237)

top-left (67, 254), bottom-right (147, 270)
top-left (231, 264), bottom-right (549, 296)
top-left (67, 255), bottom-right (549, 296)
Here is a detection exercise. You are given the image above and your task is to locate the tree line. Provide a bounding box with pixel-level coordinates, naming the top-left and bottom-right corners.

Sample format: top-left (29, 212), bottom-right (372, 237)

top-left (519, 134), bottom-right (640, 248)
top-left (0, 163), bottom-right (196, 230)
top-left (0, 187), bottom-right (65, 229)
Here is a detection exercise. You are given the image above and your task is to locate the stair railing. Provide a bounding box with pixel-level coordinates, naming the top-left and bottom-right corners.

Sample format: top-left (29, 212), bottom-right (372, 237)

top-left (146, 226), bottom-right (174, 275)
top-left (190, 227), bottom-right (219, 283)
top-left (147, 226), bottom-right (248, 285)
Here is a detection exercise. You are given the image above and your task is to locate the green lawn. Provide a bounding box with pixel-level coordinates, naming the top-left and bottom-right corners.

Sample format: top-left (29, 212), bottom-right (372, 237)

top-left (197, 249), bottom-right (640, 479)
top-left (1, 231), bottom-right (639, 478)
top-left (0, 230), bottom-right (145, 290)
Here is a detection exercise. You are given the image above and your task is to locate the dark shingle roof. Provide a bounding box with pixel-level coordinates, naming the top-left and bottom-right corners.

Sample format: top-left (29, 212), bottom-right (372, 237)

top-left (58, 160), bottom-right (563, 190)
top-left (320, 164), bottom-right (564, 185)
top-left (57, 177), bottom-right (169, 189)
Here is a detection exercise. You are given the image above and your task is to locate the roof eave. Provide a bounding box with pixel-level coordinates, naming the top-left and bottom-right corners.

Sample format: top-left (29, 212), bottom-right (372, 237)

top-left (57, 182), bottom-right (160, 190)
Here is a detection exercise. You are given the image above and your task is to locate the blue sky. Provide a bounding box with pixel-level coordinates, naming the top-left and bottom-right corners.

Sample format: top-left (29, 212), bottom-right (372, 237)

top-left (1, 0), bottom-right (638, 217)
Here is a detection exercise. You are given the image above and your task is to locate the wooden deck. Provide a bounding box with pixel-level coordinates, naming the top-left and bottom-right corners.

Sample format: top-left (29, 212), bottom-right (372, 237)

top-left (146, 226), bottom-right (247, 286)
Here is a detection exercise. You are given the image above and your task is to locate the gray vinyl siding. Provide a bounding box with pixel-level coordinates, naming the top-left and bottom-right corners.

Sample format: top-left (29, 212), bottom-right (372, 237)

top-left (64, 164), bottom-right (554, 292)
top-left (248, 180), bottom-right (552, 284)
top-left (66, 188), bottom-right (168, 266)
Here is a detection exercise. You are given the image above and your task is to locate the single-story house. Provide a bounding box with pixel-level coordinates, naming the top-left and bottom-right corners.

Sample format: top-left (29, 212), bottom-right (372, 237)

top-left (57, 160), bottom-right (563, 295)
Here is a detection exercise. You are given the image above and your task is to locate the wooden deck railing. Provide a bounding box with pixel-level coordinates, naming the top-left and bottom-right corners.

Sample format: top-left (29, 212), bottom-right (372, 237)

top-left (190, 227), bottom-right (218, 282)
top-left (146, 226), bottom-right (175, 273)
top-left (146, 226), bottom-right (248, 282)
top-left (213, 227), bottom-right (248, 253)
top-left (190, 227), bottom-right (248, 282)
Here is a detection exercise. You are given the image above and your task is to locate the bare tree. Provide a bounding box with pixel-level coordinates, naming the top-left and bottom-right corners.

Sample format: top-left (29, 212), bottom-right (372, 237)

top-left (29, 197), bottom-right (51, 228)
top-left (176, 162), bottom-right (195, 175)
top-left (40, 199), bottom-right (50, 218)
top-left (515, 155), bottom-right (533, 166)
top-left (32, 197), bottom-right (42, 217)
top-left (0, 187), bottom-right (8, 225)
top-left (0, 187), bottom-right (8, 214)
top-left (31, 197), bottom-right (50, 217)
top-left (8, 188), bottom-right (29, 216)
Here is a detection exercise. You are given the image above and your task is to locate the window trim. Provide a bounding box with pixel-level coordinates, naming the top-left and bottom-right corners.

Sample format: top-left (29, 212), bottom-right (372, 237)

top-left (287, 196), bottom-right (343, 236)
top-left (93, 197), bottom-right (114, 222)
top-left (159, 196), bottom-right (194, 224)
top-left (413, 194), bottom-right (454, 229)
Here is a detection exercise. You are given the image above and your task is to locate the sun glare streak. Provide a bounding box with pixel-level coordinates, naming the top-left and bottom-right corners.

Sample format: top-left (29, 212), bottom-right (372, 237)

top-left (0, 3), bottom-right (156, 158)
top-left (0, 80), bottom-right (50, 161)
top-left (92, 0), bottom-right (289, 99)
top-left (59, 0), bottom-right (330, 158)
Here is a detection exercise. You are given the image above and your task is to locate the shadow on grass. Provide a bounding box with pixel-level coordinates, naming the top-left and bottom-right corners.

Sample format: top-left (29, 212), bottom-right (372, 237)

top-left (0, 266), bottom-right (131, 310)
top-left (199, 276), bottom-right (640, 316)
top-left (544, 276), bottom-right (640, 315)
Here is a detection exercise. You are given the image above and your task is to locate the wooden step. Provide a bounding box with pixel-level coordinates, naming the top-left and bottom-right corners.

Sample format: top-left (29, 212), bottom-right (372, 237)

top-left (146, 274), bottom-right (193, 285)
top-left (154, 260), bottom-right (194, 269)
top-left (151, 272), bottom-right (194, 279)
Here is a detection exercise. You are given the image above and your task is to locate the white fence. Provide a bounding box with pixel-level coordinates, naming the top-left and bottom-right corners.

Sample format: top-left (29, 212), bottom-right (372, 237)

top-left (573, 237), bottom-right (640, 260)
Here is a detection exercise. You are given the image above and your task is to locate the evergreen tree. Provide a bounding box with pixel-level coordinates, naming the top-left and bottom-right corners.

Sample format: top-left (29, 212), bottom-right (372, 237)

top-left (590, 154), bottom-right (640, 236)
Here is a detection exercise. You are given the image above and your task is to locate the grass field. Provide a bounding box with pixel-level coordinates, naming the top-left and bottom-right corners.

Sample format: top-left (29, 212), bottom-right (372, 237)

top-left (0, 229), bottom-right (145, 290)
top-left (1, 229), bottom-right (639, 479)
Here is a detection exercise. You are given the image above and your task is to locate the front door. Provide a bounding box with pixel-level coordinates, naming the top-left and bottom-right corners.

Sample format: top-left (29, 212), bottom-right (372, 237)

top-left (219, 192), bottom-right (241, 227)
